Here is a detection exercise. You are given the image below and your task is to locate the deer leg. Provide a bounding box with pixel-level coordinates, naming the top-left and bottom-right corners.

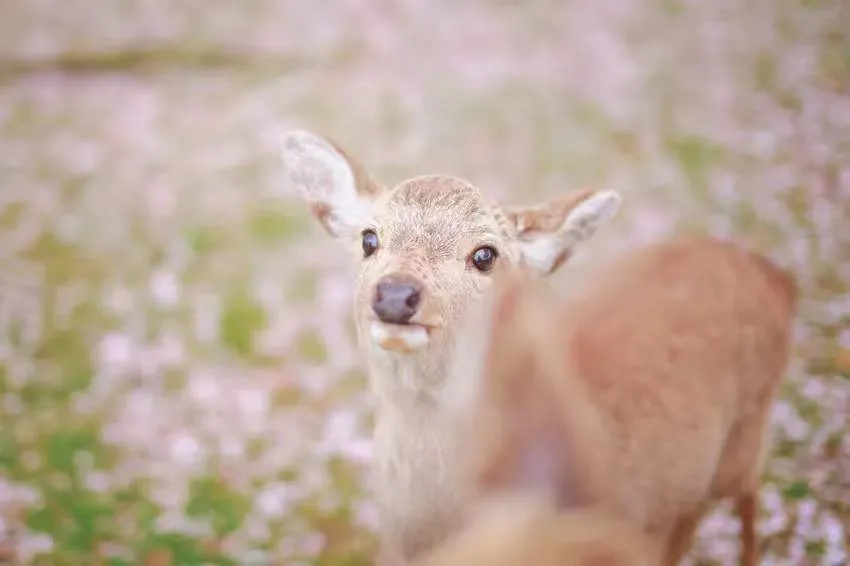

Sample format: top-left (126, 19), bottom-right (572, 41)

top-left (735, 492), bottom-right (759, 566)
top-left (663, 507), bottom-right (709, 566)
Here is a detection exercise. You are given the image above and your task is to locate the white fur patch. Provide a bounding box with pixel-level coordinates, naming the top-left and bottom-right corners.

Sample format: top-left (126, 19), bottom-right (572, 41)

top-left (563, 190), bottom-right (621, 240)
top-left (279, 129), bottom-right (373, 237)
top-left (518, 235), bottom-right (565, 275)
top-left (441, 288), bottom-right (497, 416)
top-left (370, 321), bottom-right (430, 353)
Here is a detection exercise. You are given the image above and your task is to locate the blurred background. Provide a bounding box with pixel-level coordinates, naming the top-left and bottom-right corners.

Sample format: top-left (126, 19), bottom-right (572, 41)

top-left (0, 0), bottom-right (848, 564)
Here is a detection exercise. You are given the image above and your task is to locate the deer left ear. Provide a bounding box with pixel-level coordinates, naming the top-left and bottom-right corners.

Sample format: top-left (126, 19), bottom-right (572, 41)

top-left (504, 189), bottom-right (621, 275)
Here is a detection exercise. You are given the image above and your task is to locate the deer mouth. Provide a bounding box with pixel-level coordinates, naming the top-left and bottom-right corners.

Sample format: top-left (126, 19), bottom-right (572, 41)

top-left (369, 320), bottom-right (431, 353)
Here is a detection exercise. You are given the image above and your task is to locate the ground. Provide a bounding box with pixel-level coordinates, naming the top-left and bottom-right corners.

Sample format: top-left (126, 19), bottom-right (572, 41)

top-left (0, 0), bottom-right (848, 564)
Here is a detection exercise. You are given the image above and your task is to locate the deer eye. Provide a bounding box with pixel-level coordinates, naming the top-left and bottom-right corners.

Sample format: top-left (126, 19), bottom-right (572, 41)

top-left (362, 229), bottom-right (379, 258)
top-left (470, 245), bottom-right (498, 272)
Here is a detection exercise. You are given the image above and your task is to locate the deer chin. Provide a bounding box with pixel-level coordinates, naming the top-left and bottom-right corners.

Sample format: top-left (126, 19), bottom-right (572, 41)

top-left (370, 321), bottom-right (431, 354)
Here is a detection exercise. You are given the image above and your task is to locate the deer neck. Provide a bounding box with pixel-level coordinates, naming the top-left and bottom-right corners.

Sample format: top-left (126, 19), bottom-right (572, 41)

top-left (367, 346), bottom-right (470, 508)
top-left (366, 346), bottom-right (450, 413)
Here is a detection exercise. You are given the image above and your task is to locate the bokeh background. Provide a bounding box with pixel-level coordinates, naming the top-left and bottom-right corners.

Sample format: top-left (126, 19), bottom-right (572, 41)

top-left (0, 0), bottom-right (848, 564)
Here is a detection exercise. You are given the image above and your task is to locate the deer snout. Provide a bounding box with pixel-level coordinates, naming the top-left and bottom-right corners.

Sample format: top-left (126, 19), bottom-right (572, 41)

top-left (373, 275), bottom-right (423, 325)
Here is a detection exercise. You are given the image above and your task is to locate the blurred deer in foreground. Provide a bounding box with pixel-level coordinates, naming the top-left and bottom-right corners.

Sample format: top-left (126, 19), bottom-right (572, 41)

top-left (412, 492), bottom-right (658, 566)
top-left (438, 240), bottom-right (797, 566)
top-left (280, 130), bottom-right (621, 564)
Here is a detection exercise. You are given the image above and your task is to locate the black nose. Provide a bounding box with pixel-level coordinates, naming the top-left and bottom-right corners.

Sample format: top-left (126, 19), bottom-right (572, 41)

top-left (373, 275), bottom-right (423, 325)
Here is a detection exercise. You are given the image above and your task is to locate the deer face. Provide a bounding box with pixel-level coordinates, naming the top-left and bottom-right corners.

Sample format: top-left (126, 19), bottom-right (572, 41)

top-left (280, 130), bottom-right (620, 360)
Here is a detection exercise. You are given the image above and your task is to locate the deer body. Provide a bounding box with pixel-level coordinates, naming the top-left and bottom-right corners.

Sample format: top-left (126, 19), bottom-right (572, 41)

top-left (457, 238), bottom-right (798, 566)
top-left (281, 130), bottom-right (622, 564)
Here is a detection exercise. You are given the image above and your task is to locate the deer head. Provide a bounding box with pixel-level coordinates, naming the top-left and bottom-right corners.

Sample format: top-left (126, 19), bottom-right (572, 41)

top-left (280, 129), bottom-right (620, 387)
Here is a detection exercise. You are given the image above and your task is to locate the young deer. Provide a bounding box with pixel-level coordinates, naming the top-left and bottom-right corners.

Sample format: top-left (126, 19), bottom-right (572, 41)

top-left (445, 240), bottom-right (798, 566)
top-left (412, 493), bottom-right (659, 566)
top-left (280, 130), bottom-right (621, 564)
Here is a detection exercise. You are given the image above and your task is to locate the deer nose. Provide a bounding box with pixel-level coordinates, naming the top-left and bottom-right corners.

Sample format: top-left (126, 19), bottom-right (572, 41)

top-left (373, 275), bottom-right (423, 325)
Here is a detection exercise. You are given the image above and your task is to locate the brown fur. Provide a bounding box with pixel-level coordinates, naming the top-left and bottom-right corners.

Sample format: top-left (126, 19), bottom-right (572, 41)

top-left (461, 238), bottom-right (798, 566)
top-left (503, 188), bottom-right (596, 235)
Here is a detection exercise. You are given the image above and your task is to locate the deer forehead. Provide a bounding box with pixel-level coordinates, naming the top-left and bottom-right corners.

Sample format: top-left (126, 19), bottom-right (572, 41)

top-left (375, 175), bottom-right (509, 251)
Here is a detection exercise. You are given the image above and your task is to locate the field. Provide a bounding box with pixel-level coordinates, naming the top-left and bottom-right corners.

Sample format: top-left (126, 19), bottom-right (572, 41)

top-left (0, 0), bottom-right (848, 564)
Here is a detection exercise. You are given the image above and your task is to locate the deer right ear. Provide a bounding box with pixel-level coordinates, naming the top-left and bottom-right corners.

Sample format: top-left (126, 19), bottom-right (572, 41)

top-left (280, 130), bottom-right (385, 238)
top-left (504, 189), bottom-right (621, 275)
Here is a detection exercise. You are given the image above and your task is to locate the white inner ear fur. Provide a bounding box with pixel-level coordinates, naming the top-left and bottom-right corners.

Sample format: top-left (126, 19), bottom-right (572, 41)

top-left (518, 190), bottom-right (621, 274)
top-left (280, 130), bottom-right (374, 237)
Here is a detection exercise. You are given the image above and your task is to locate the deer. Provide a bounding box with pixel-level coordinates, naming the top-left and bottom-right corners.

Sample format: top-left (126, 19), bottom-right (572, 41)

top-left (280, 129), bottom-right (622, 565)
top-left (436, 238), bottom-right (798, 566)
top-left (411, 492), bottom-right (659, 566)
